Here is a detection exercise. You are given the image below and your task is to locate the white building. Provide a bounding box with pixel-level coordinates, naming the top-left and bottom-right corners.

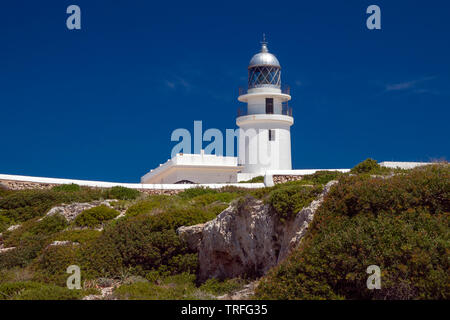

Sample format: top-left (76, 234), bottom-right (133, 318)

top-left (140, 151), bottom-right (242, 184)
top-left (141, 38), bottom-right (294, 184)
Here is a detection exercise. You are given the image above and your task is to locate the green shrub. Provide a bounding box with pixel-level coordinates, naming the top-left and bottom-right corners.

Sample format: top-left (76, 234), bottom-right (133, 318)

top-left (74, 205), bottom-right (119, 228)
top-left (351, 158), bottom-right (380, 174)
top-left (350, 158), bottom-right (392, 175)
top-left (191, 192), bottom-right (238, 206)
top-left (80, 220), bottom-right (194, 278)
top-left (52, 184), bottom-right (81, 192)
top-left (316, 165), bottom-right (449, 219)
top-left (141, 207), bottom-right (218, 232)
top-left (3, 215), bottom-right (64, 245)
top-left (32, 244), bottom-right (80, 286)
top-left (0, 243), bottom-right (44, 269)
top-left (0, 188), bottom-right (104, 223)
top-left (178, 187), bottom-right (217, 200)
top-left (268, 185), bottom-right (323, 221)
top-left (125, 195), bottom-right (171, 217)
top-left (104, 186), bottom-right (141, 200)
top-left (301, 171), bottom-right (345, 185)
top-left (0, 186), bottom-right (12, 198)
top-left (0, 215), bottom-right (69, 270)
top-left (167, 253), bottom-right (199, 274)
top-left (0, 213), bottom-right (12, 233)
top-left (255, 165), bottom-right (450, 300)
top-left (3, 214), bottom-right (68, 248)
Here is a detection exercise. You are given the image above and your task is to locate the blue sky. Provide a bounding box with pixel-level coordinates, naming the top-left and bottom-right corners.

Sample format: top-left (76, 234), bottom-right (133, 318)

top-left (0, 0), bottom-right (449, 182)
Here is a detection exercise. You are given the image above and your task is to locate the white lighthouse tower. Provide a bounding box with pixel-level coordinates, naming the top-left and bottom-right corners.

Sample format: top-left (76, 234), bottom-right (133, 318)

top-left (237, 37), bottom-right (293, 178)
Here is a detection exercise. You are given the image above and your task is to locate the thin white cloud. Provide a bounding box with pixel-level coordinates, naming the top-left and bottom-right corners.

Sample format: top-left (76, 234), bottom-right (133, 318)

top-left (385, 76), bottom-right (436, 92)
top-left (164, 77), bottom-right (192, 91)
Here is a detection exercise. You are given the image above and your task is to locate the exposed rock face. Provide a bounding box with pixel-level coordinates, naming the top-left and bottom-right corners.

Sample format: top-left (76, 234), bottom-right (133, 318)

top-left (178, 181), bottom-right (337, 282)
top-left (45, 201), bottom-right (114, 222)
top-left (197, 198), bottom-right (277, 281)
top-left (177, 223), bottom-right (205, 251)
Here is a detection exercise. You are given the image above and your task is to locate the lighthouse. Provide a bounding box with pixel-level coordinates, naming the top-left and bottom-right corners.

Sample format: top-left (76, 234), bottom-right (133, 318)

top-left (237, 37), bottom-right (293, 178)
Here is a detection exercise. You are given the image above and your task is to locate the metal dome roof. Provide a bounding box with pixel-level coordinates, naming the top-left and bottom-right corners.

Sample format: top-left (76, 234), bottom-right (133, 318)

top-left (249, 42), bottom-right (280, 68)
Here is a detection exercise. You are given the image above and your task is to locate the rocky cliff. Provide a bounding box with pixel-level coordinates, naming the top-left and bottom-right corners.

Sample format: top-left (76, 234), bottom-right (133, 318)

top-left (177, 181), bottom-right (337, 282)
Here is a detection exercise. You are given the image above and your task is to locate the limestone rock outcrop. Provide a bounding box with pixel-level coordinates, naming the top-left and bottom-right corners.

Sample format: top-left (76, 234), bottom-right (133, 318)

top-left (45, 200), bottom-right (114, 222)
top-left (177, 223), bottom-right (205, 251)
top-left (177, 181), bottom-right (337, 282)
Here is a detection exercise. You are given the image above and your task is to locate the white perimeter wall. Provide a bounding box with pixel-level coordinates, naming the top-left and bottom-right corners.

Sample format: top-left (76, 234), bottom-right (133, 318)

top-left (0, 174), bottom-right (263, 190)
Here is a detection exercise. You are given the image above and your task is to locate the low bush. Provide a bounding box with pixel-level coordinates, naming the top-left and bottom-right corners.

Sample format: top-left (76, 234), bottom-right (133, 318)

top-left (300, 171), bottom-right (345, 185)
top-left (104, 186), bottom-right (141, 200)
top-left (0, 215), bottom-right (69, 270)
top-left (0, 186), bottom-right (12, 198)
top-left (80, 219), bottom-right (196, 278)
top-left (191, 192), bottom-right (239, 206)
top-left (125, 195), bottom-right (171, 217)
top-left (0, 243), bottom-right (44, 270)
top-left (350, 158), bottom-right (393, 175)
top-left (0, 188), bottom-right (105, 224)
top-left (3, 214), bottom-right (68, 248)
top-left (74, 205), bottom-right (119, 228)
top-left (0, 213), bottom-right (12, 233)
top-left (32, 244), bottom-right (80, 286)
top-left (177, 187), bottom-right (217, 200)
top-left (268, 185), bottom-right (323, 221)
top-left (52, 184), bottom-right (81, 192)
top-left (315, 164), bottom-right (449, 220)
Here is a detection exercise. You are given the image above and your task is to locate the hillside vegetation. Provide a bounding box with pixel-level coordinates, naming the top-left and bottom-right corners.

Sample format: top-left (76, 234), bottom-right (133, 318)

top-left (255, 163), bottom-right (449, 299)
top-left (0, 160), bottom-right (448, 300)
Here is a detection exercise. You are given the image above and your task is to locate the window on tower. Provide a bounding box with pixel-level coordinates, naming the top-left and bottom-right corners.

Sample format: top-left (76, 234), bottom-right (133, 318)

top-left (269, 129), bottom-right (275, 141)
top-left (266, 98), bottom-right (274, 114)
